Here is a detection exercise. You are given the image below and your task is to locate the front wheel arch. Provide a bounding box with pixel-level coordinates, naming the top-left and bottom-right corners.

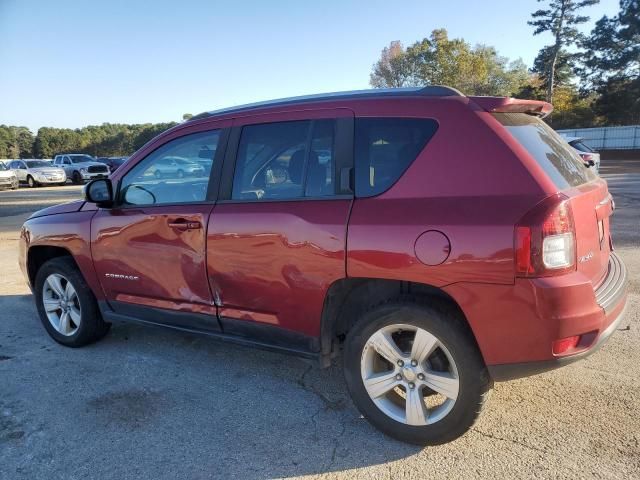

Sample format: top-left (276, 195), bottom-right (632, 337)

top-left (27, 246), bottom-right (75, 289)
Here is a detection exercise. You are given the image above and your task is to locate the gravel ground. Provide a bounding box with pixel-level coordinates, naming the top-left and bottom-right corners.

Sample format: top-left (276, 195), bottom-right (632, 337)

top-left (0, 162), bottom-right (638, 479)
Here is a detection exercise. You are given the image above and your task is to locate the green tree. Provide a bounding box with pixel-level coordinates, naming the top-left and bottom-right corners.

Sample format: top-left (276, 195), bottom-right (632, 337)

top-left (581, 0), bottom-right (640, 124)
top-left (528, 0), bottom-right (599, 104)
top-left (532, 46), bottom-right (576, 92)
top-left (369, 29), bottom-right (530, 96)
top-left (370, 41), bottom-right (411, 88)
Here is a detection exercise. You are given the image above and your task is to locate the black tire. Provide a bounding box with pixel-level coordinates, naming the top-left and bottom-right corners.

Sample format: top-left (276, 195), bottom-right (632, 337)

top-left (27, 175), bottom-right (37, 188)
top-left (343, 299), bottom-right (491, 445)
top-left (72, 171), bottom-right (83, 185)
top-left (34, 257), bottom-right (111, 347)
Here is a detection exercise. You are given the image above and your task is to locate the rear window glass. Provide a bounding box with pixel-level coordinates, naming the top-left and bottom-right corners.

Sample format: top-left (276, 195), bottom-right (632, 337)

top-left (493, 113), bottom-right (596, 188)
top-left (354, 118), bottom-right (438, 197)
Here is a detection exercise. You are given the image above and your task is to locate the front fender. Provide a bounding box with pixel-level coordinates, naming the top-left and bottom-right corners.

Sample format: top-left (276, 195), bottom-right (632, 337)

top-left (20, 210), bottom-right (103, 299)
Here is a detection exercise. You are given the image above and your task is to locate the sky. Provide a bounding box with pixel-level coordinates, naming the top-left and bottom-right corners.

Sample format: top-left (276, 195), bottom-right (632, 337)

top-left (0, 0), bottom-right (621, 132)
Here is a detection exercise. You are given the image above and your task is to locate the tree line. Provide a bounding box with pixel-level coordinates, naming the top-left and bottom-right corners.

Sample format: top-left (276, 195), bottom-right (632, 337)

top-left (0, 122), bottom-right (178, 160)
top-left (370, 0), bottom-right (639, 128)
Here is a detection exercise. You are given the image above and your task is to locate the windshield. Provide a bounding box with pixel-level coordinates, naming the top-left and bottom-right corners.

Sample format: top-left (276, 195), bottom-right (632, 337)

top-left (493, 113), bottom-right (596, 188)
top-left (70, 155), bottom-right (95, 163)
top-left (26, 161), bottom-right (51, 168)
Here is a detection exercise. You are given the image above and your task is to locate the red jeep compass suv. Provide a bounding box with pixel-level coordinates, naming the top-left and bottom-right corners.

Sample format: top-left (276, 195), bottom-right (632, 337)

top-left (19, 87), bottom-right (627, 445)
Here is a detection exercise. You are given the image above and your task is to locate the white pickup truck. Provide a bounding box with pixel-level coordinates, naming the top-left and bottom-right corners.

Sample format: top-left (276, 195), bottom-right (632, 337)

top-left (52, 154), bottom-right (110, 184)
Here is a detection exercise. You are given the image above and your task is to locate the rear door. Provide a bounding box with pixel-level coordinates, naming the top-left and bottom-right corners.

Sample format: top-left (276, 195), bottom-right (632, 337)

top-left (493, 113), bottom-right (610, 284)
top-left (206, 109), bottom-right (354, 350)
top-left (91, 125), bottom-right (227, 329)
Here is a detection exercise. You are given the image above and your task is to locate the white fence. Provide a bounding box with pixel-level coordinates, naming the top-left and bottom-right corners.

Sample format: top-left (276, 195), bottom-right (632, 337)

top-left (557, 126), bottom-right (640, 150)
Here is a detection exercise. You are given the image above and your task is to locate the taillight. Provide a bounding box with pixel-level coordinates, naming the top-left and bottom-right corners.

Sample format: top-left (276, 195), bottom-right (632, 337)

top-left (514, 194), bottom-right (576, 277)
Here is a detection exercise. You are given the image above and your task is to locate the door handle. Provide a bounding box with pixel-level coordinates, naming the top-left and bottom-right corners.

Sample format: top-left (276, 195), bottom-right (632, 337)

top-left (167, 219), bottom-right (202, 231)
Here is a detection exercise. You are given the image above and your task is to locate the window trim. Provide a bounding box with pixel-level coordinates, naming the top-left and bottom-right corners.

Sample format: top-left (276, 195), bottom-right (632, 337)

top-left (112, 128), bottom-right (229, 209)
top-left (219, 116), bottom-right (354, 203)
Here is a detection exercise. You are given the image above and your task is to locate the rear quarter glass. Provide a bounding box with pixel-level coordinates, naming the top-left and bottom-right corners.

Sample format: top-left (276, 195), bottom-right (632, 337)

top-left (492, 113), bottom-right (596, 189)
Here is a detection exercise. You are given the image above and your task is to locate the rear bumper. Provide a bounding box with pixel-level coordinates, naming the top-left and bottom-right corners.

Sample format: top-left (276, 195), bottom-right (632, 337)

top-left (487, 252), bottom-right (628, 381)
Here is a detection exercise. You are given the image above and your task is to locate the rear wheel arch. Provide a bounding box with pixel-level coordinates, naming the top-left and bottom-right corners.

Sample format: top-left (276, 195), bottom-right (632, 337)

top-left (320, 278), bottom-right (479, 366)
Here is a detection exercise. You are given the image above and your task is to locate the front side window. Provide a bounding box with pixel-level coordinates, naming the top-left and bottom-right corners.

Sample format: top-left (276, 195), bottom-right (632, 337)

top-left (232, 119), bottom-right (336, 200)
top-left (354, 118), bottom-right (439, 197)
top-left (119, 130), bottom-right (219, 206)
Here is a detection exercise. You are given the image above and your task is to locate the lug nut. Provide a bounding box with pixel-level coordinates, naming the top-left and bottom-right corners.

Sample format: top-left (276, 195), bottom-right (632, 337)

top-left (411, 359), bottom-right (418, 367)
top-left (397, 360), bottom-right (404, 367)
top-left (408, 382), bottom-right (415, 389)
top-left (395, 374), bottom-right (402, 380)
top-left (417, 373), bottom-right (425, 381)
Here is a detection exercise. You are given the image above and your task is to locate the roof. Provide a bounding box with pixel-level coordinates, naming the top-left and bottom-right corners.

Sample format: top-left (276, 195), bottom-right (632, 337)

top-left (189, 86), bottom-right (464, 121)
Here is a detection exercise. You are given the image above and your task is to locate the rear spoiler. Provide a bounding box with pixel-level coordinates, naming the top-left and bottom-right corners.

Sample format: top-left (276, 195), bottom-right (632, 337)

top-left (469, 96), bottom-right (553, 118)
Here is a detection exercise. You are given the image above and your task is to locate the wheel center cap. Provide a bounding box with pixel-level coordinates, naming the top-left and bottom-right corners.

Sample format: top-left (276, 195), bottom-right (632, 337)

top-left (402, 366), bottom-right (416, 382)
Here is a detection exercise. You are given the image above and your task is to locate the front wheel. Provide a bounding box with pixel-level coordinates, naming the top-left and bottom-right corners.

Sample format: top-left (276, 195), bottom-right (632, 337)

top-left (343, 301), bottom-right (491, 445)
top-left (27, 175), bottom-right (37, 188)
top-left (72, 171), bottom-right (83, 184)
top-left (34, 257), bottom-right (111, 347)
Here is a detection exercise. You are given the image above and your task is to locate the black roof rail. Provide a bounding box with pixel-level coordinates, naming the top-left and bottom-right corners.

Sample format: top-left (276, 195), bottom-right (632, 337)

top-left (189, 86), bottom-right (464, 121)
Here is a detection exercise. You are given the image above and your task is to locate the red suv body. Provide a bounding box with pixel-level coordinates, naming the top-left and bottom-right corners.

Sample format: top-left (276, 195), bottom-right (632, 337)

top-left (19, 87), bottom-right (627, 444)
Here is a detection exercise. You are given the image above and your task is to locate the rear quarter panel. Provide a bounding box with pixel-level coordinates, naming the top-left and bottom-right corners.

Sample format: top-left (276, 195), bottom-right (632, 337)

top-left (347, 97), bottom-right (547, 286)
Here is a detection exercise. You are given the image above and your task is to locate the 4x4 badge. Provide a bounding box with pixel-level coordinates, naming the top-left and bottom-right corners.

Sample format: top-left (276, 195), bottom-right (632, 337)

top-left (579, 251), bottom-right (594, 263)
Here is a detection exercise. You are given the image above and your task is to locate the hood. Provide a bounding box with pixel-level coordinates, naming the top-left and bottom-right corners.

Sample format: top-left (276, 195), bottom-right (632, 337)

top-left (29, 200), bottom-right (85, 219)
top-left (30, 167), bottom-right (65, 174)
top-left (0, 170), bottom-right (16, 178)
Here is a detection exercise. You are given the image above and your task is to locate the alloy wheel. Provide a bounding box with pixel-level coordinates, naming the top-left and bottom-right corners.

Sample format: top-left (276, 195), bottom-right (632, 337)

top-left (42, 273), bottom-right (81, 336)
top-left (360, 323), bottom-right (459, 426)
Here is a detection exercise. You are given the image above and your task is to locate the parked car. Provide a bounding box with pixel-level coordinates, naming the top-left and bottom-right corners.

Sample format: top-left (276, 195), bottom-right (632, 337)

top-left (0, 162), bottom-right (19, 190)
top-left (561, 136), bottom-right (601, 173)
top-left (96, 156), bottom-right (128, 173)
top-left (19, 87), bottom-right (627, 445)
top-left (150, 156), bottom-right (206, 178)
top-left (8, 159), bottom-right (66, 187)
top-left (52, 154), bottom-right (110, 184)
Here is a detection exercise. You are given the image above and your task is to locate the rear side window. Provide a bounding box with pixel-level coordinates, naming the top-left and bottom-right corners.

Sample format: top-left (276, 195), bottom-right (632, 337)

top-left (232, 119), bottom-right (336, 200)
top-left (493, 113), bottom-right (596, 188)
top-left (354, 118), bottom-right (438, 197)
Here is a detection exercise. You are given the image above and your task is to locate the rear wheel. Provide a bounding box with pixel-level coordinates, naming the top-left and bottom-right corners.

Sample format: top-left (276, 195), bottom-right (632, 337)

top-left (27, 175), bottom-right (37, 188)
top-left (34, 257), bottom-right (111, 347)
top-left (343, 301), bottom-right (491, 445)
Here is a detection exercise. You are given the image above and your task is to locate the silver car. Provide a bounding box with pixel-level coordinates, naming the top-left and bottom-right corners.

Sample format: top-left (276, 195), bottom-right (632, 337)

top-left (53, 154), bottom-right (110, 184)
top-left (0, 162), bottom-right (19, 190)
top-left (8, 160), bottom-right (67, 187)
top-left (151, 156), bottom-right (206, 179)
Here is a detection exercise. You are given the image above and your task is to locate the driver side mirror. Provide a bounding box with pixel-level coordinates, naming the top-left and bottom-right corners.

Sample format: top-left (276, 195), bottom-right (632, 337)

top-left (84, 179), bottom-right (113, 207)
